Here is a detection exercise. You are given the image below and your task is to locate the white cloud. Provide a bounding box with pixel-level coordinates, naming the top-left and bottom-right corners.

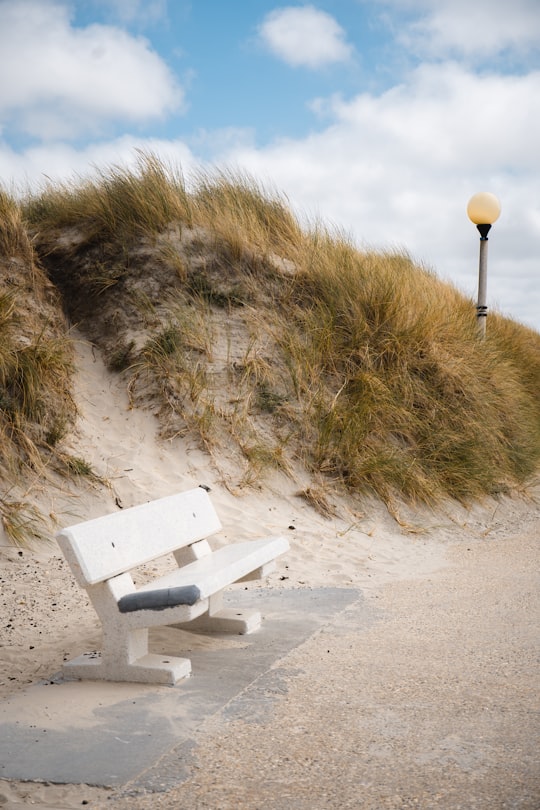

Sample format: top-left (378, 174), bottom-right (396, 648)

top-left (258, 5), bottom-right (353, 68)
top-left (0, 0), bottom-right (182, 140)
top-left (214, 63), bottom-right (540, 329)
top-left (381, 0), bottom-right (540, 60)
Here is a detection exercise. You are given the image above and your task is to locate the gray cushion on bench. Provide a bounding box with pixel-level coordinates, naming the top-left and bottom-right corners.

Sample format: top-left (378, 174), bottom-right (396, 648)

top-left (118, 585), bottom-right (201, 613)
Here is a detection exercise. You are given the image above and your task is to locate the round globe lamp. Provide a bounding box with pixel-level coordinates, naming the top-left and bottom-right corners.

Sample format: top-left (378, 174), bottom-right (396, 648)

top-left (467, 192), bottom-right (501, 228)
top-left (467, 192), bottom-right (501, 338)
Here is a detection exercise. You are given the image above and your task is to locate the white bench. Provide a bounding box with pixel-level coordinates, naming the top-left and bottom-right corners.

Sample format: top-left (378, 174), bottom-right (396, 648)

top-left (56, 487), bottom-right (289, 685)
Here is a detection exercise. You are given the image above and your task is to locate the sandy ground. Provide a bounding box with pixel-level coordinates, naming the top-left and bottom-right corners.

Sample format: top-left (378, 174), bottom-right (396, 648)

top-left (0, 338), bottom-right (538, 808)
top-left (101, 528), bottom-right (539, 810)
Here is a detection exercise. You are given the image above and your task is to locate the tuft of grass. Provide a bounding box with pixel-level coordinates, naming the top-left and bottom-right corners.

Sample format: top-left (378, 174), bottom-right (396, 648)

top-left (24, 151), bottom-right (192, 244)
top-left (108, 340), bottom-right (136, 372)
top-left (0, 496), bottom-right (49, 546)
top-left (57, 453), bottom-right (107, 484)
top-left (297, 484), bottom-right (338, 518)
top-left (0, 189), bottom-right (35, 264)
top-left (191, 168), bottom-right (302, 260)
top-left (0, 189), bottom-right (85, 543)
top-left (0, 193), bottom-right (76, 459)
top-left (158, 238), bottom-right (188, 281)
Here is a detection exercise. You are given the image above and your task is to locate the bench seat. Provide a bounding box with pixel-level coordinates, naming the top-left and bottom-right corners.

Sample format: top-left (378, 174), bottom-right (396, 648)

top-left (137, 536), bottom-right (288, 600)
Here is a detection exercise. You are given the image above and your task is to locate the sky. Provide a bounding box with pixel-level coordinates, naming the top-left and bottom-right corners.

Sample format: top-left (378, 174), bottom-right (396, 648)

top-left (1, 0), bottom-right (539, 331)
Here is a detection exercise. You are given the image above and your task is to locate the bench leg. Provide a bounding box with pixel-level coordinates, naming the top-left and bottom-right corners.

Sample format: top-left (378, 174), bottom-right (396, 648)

top-left (174, 591), bottom-right (262, 635)
top-left (62, 626), bottom-right (192, 686)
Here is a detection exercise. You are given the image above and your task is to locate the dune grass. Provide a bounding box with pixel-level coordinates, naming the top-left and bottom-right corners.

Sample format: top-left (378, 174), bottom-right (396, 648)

top-left (277, 233), bottom-right (540, 501)
top-left (0, 189), bottom-right (81, 542)
top-left (16, 154), bottom-right (540, 513)
top-left (24, 151), bottom-right (192, 243)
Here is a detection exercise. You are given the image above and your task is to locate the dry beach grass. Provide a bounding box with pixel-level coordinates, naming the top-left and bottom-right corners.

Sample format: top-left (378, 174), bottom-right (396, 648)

top-left (4, 151), bottom-right (539, 535)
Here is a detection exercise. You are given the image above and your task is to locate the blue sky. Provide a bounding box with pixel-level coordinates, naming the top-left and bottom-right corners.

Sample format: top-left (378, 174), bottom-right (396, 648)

top-left (1, 0), bottom-right (539, 330)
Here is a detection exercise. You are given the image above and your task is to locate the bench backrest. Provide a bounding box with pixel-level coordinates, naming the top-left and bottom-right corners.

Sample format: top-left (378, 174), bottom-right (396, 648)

top-left (56, 488), bottom-right (222, 587)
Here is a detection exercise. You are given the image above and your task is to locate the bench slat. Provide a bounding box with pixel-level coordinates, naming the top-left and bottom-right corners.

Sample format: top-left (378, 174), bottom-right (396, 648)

top-left (57, 488), bottom-right (222, 586)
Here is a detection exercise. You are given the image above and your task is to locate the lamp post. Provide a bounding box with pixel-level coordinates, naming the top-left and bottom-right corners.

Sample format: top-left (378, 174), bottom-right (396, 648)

top-left (467, 192), bottom-right (501, 338)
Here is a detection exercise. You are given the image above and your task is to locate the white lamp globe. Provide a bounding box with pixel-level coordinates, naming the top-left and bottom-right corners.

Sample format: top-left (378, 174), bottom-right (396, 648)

top-left (467, 192), bottom-right (501, 226)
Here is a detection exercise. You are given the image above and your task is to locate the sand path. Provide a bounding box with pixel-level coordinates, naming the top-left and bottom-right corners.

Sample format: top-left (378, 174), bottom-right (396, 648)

top-left (87, 527), bottom-right (536, 810)
top-left (1, 512), bottom-right (538, 809)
